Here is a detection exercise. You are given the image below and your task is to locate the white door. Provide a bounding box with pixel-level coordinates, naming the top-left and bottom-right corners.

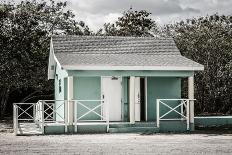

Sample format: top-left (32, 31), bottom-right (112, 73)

top-left (102, 77), bottom-right (122, 121)
top-left (135, 77), bottom-right (141, 121)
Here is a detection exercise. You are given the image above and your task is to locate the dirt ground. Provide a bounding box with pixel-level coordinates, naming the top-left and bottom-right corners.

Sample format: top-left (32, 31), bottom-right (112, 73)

top-left (0, 120), bottom-right (232, 155)
top-left (0, 119), bottom-right (13, 133)
top-left (0, 132), bottom-right (231, 155)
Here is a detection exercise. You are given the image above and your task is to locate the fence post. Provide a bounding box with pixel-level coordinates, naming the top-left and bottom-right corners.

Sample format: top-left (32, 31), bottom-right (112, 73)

top-left (13, 104), bottom-right (18, 135)
top-left (186, 100), bottom-right (190, 130)
top-left (39, 101), bottom-right (42, 126)
top-left (33, 103), bottom-right (36, 123)
top-left (65, 100), bottom-right (68, 133)
top-left (74, 101), bottom-right (77, 133)
top-left (41, 101), bottom-right (45, 134)
top-left (106, 99), bottom-right (109, 132)
top-left (35, 103), bottom-right (37, 124)
top-left (39, 101), bottom-right (42, 127)
top-left (156, 99), bottom-right (160, 128)
top-left (181, 100), bottom-right (184, 120)
top-left (101, 100), bottom-right (103, 121)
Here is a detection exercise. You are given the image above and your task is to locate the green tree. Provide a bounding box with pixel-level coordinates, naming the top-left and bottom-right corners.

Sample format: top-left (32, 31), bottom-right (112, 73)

top-left (165, 14), bottom-right (232, 115)
top-left (0, 0), bottom-right (91, 118)
top-left (99, 9), bottom-right (158, 36)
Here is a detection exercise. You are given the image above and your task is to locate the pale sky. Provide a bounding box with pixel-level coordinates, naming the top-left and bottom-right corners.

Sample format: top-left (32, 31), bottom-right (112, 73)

top-left (4, 0), bottom-right (232, 32)
top-left (66, 0), bottom-right (232, 32)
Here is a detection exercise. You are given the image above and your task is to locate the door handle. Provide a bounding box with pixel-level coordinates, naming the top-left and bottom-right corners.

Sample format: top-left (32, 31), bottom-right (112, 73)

top-left (137, 93), bottom-right (140, 104)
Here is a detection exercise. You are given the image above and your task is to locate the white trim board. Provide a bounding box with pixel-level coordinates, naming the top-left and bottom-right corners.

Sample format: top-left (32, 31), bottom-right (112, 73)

top-left (62, 65), bottom-right (204, 71)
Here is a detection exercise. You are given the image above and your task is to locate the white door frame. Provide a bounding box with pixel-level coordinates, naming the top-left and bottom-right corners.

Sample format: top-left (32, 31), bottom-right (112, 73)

top-left (101, 76), bottom-right (122, 121)
top-left (145, 77), bottom-right (148, 121)
top-left (134, 77), bottom-right (148, 122)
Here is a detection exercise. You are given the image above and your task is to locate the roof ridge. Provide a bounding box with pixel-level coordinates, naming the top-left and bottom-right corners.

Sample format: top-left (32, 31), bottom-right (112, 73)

top-left (51, 35), bottom-right (173, 40)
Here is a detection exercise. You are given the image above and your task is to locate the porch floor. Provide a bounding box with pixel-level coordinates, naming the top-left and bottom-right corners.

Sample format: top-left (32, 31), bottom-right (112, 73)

top-left (17, 121), bottom-right (187, 135)
top-left (17, 122), bottom-right (158, 135)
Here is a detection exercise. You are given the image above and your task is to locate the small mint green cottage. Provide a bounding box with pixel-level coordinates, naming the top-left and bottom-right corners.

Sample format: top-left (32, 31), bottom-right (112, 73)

top-left (47, 35), bottom-right (204, 134)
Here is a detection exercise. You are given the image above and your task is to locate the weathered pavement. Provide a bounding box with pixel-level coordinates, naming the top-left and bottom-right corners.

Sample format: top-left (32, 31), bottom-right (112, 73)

top-left (0, 133), bottom-right (232, 155)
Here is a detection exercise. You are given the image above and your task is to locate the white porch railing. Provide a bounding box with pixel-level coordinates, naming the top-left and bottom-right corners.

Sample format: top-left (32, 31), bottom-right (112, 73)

top-left (156, 99), bottom-right (195, 130)
top-left (36, 100), bottom-right (67, 133)
top-left (13, 103), bottom-right (36, 135)
top-left (13, 99), bottom-right (108, 135)
top-left (73, 100), bottom-right (109, 132)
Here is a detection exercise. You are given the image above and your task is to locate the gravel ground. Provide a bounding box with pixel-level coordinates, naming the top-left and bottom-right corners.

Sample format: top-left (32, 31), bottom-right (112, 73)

top-left (0, 133), bottom-right (232, 155)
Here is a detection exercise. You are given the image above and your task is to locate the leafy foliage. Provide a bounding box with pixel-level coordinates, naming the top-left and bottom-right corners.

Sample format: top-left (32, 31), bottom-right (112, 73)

top-left (164, 14), bottom-right (232, 115)
top-left (0, 0), bottom-right (91, 118)
top-left (99, 9), bottom-right (158, 36)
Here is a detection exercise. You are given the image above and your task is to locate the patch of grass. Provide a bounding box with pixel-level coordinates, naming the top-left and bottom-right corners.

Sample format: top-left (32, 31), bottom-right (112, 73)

top-left (194, 125), bottom-right (232, 134)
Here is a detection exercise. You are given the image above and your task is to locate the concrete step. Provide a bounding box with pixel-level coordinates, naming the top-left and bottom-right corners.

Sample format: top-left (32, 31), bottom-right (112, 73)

top-left (108, 127), bottom-right (159, 133)
top-left (109, 122), bottom-right (157, 128)
top-left (18, 123), bottom-right (42, 135)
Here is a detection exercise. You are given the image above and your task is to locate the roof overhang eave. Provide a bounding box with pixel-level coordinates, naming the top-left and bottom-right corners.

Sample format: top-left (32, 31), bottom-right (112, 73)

top-left (61, 65), bottom-right (204, 71)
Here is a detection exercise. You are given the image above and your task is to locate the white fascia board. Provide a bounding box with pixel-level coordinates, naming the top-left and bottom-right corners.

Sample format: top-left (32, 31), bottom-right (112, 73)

top-left (48, 38), bottom-right (62, 80)
top-left (62, 65), bottom-right (204, 71)
top-left (54, 54), bottom-right (61, 68)
top-left (48, 38), bottom-right (55, 80)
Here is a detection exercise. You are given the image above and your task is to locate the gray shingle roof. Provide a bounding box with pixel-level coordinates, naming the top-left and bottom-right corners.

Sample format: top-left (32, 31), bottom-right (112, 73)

top-left (51, 35), bottom-right (204, 70)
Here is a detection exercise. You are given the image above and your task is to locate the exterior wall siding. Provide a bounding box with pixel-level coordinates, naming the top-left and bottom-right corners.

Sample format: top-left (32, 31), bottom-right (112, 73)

top-left (54, 65), bottom-right (68, 121)
top-left (73, 77), bottom-right (101, 120)
top-left (147, 77), bottom-right (181, 121)
top-left (53, 69), bottom-right (189, 132)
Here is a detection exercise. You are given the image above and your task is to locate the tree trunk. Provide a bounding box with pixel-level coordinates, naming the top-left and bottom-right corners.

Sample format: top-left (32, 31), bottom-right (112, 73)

top-left (20, 90), bottom-right (40, 103)
top-left (0, 87), bottom-right (10, 119)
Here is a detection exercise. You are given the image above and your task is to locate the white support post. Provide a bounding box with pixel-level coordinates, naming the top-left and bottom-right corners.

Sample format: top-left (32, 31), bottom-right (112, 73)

top-left (67, 76), bottom-right (74, 126)
top-left (129, 76), bottom-right (135, 124)
top-left (186, 100), bottom-right (190, 130)
top-left (156, 99), bottom-right (160, 128)
top-left (188, 76), bottom-right (194, 129)
top-left (74, 101), bottom-right (77, 133)
top-left (65, 100), bottom-right (68, 133)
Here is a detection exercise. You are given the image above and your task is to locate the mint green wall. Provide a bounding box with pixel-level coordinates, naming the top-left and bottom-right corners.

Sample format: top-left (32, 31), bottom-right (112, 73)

top-left (54, 68), bottom-right (188, 123)
top-left (195, 116), bottom-right (232, 127)
top-left (54, 65), bottom-right (68, 121)
top-left (68, 70), bottom-right (193, 77)
top-left (73, 77), bottom-right (101, 120)
top-left (55, 65), bottom-right (68, 100)
top-left (147, 77), bottom-right (181, 121)
top-left (64, 78), bottom-right (67, 100)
